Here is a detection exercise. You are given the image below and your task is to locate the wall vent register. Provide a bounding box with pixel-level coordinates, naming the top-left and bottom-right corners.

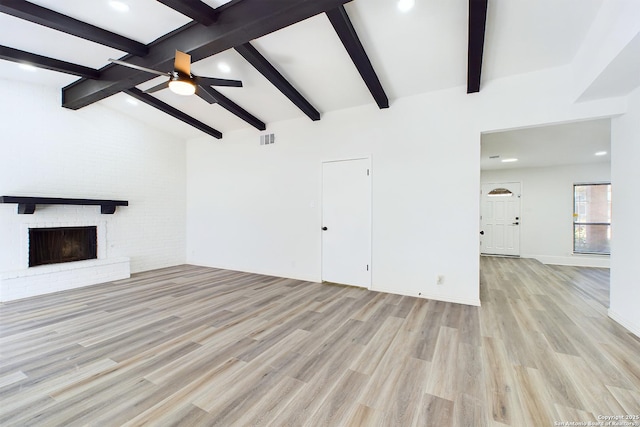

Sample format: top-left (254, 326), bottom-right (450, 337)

top-left (260, 133), bottom-right (275, 145)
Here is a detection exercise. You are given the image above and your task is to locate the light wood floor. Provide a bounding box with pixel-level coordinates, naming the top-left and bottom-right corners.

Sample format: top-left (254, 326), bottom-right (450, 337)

top-left (1, 257), bottom-right (639, 426)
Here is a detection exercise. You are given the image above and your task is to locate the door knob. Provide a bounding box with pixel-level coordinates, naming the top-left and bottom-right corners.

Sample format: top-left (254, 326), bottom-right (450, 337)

top-left (512, 222), bottom-right (519, 225)
top-left (480, 230), bottom-right (485, 235)
top-left (322, 227), bottom-right (328, 231)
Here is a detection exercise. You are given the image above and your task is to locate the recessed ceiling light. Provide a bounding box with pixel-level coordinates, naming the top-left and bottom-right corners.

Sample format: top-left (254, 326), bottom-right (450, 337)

top-left (217, 62), bottom-right (231, 73)
top-left (109, 1), bottom-right (129, 12)
top-left (501, 158), bottom-right (518, 163)
top-left (18, 63), bottom-right (37, 72)
top-left (595, 151), bottom-right (607, 156)
top-left (126, 98), bottom-right (138, 106)
top-left (397, 0), bottom-right (415, 12)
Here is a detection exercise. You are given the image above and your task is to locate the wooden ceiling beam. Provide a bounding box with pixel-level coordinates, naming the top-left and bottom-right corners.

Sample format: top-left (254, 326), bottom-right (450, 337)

top-left (124, 87), bottom-right (223, 139)
top-left (62, 0), bottom-right (351, 110)
top-left (196, 85), bottom-right (266, 131)
top-left (325, 5), bottom-right (388, 109)
top-left (467, 0), bottom-right (488, 93)
top-left (0, 45), bottom-right (100, 79)
top-left (156, 0), bottom-right (218, 26)
top-left (0, 0), bottom-right (148, 56)
top-left (235, 42), bottom-right (320, 121)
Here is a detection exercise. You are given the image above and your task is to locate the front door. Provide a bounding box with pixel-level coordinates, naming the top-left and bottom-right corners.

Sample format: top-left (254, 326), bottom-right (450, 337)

top-left (481, 182), bottom-right (521, 256)
top-left (321, 158), bottom-right (371, 288)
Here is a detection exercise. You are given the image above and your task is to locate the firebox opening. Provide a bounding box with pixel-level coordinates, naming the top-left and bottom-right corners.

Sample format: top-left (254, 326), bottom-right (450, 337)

top-left (29, 226), bottom-right (98, 267)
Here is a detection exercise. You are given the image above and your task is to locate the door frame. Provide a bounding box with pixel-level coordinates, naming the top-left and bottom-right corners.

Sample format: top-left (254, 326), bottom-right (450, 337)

top-left (320, 156), bottom-right (372, 288)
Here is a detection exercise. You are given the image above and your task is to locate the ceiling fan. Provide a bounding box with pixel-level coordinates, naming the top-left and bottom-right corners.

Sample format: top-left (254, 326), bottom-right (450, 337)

top-left (109, 50), bottom-right (242, 96)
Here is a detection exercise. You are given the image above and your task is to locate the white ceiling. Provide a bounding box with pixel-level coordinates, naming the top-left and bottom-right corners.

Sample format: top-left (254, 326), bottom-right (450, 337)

top-left (481, 119), bottom-right (611, 170)
top-left (0, 0), bottom-right (606, 139)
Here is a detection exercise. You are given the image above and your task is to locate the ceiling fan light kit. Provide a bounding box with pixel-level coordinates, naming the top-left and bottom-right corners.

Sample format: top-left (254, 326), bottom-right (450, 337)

top-left (168, 73), bottom-right (196, 96)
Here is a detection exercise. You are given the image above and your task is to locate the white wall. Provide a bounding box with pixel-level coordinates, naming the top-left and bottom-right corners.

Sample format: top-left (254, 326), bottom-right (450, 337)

top-left (610, 85), bottom-right (640, 337)
top-left (482, 162), bottom-right (611, 267)
top-left (186, 65), bottom-right (626, 307)
top-left (187, 92), bottom-right (481, 305)
top-left (0, 80), bottom-right (187, 274)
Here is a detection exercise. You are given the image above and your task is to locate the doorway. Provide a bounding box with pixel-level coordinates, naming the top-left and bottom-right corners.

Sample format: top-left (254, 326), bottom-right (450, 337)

top-left (480, 182), bottom-right (521, 256)
top-left (321, 158), bottom-right (371, 288)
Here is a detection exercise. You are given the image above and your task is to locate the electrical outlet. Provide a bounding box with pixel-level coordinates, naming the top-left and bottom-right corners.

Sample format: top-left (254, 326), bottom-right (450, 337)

top-left (437, 275), bottom-right (445, 285)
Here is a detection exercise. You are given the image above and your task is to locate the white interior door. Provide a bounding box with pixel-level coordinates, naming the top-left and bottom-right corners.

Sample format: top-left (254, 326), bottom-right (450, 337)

top-left (322, 158), bottom-right (371, 288)
top-left (481, 182), bottom-right (521, 256)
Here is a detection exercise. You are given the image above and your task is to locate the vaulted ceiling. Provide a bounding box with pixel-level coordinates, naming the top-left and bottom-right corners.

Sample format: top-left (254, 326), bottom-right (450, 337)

top-left (0, 0), bottom-right (604, 140)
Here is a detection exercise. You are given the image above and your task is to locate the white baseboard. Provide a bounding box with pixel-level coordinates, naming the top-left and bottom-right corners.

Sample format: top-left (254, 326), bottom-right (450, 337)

top-left (608, 309), bottom-right (640, 339)
top-left (523, 254), bottom-right (610, 268)
top-left (372, 285), bottom-right (481, 307)
top-left (188, 261), bottom-right (319, 284)
top-left (187, 261), bottom-right (482, 307)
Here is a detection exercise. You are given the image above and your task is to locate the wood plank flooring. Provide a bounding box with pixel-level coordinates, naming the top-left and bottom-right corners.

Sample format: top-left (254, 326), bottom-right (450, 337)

top-left (1, 257), bottom-right (639, 426)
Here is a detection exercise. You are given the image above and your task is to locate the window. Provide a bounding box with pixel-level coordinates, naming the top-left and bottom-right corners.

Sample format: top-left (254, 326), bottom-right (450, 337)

top-left (487, 188), bottom-right (513, 197)
top-left (573, 183), bottom-right (611, 255)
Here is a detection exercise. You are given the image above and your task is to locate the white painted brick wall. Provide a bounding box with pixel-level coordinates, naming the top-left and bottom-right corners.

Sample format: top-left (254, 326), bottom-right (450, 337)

top-left (0, 80), bottom-right (186, 299)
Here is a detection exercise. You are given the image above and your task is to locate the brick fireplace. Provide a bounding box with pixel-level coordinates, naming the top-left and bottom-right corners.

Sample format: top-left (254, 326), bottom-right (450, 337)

top-left (0, 215), bottom-right (130, 302)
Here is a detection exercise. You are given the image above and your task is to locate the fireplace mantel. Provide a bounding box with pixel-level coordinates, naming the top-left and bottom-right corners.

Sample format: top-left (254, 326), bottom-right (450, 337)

top-left (0, 196), bottom-right (128, 214)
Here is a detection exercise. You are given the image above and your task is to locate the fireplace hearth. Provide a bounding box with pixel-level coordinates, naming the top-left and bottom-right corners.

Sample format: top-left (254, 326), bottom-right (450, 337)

top-left (29, 226), bottom-right (98, 267)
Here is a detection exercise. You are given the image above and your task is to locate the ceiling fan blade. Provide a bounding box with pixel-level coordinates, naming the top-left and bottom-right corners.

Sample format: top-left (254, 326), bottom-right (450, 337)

top-left (174, 50), bottom-right (191, 75)
top-left (195, 76), bottom-right (243, 88)
top-left (109, 59), bottom-right (168, 77)
top-left (195, 85), bottom-right (217, 104)
top-left (143, 81), bottom-right (169, 94)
